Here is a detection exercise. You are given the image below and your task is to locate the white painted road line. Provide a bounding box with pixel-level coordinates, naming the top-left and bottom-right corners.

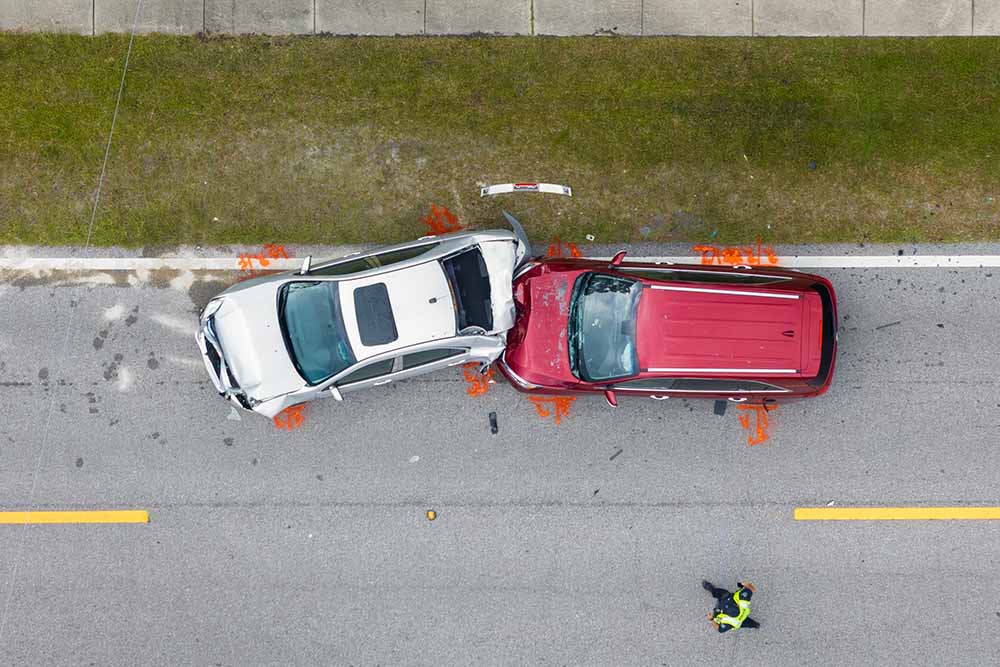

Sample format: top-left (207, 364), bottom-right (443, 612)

top-left (0, 257), bottom-right (298, 271)
top-left (624, 255), bottom-right (1000, 268)
top-left (1, 255), bottom-right (1000, 272)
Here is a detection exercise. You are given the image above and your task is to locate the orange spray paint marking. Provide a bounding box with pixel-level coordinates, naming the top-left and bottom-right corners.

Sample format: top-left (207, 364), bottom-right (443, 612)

top-left (422, 204), bottom-right (466, 235)
top-left (236, 253), bottom-right (263, 281)
top-left (692, 245), bottom-right (720, 264)
top-left (737, 403), bottom-right (777, 446)
top-left (264, 244), bottom-right (289, 260)
top-left (528, 396), bottom-right (576, 425)
top-left (237, 245), bottom-right (292, 281)
top-left (462, 363), bottom-right (495, 397)
top-left (545, 237), bottom-right (582, 258)
top-left (693, 239), bottom-right (779, 266)
top-left (273, 404), bottom-right (307, 431)
top-left (722, 247), bottom-right (744, 265)
top-left (237, 253), bottom-right (258, 273)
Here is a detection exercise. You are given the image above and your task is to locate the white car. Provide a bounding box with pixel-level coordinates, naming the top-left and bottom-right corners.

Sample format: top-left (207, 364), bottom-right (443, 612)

top-left (196, 215), bottom-right (531, 419)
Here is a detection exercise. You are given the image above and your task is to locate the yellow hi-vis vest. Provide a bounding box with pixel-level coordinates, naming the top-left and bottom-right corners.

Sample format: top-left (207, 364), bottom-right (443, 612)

top-left (713, 591), bottom-right (751, 629)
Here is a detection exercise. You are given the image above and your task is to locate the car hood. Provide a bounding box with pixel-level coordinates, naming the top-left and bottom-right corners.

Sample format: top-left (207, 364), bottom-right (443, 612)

top-left (504, 267), bottom-right (584, 386)
top-left (211, 285), bottom-right (304, 401)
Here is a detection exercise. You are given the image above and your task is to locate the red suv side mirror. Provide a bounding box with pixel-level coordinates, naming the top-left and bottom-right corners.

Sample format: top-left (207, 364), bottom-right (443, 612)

top-left (610, 251), bottom-right (627, 267)
top-left (604, 389), bottom-right (618, 408)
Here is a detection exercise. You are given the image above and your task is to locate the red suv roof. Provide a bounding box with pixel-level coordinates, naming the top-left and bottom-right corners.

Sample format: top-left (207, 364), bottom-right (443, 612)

top-left (635, 283), bottom-right (824, 378)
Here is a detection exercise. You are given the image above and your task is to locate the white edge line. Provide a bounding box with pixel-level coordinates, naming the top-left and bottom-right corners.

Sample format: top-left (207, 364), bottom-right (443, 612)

top-left (630, 256), bottom-right (1000, 268)
top-left (1, 255), bottom-right (1000, 271)
top-left (650, 285), bottom-right (800, 299)
top-left (0, 258), bottom-right (294, 271)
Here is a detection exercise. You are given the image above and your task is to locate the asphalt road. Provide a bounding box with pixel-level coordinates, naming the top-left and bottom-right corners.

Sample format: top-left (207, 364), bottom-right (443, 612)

top-left (1, 247), bottom-right (999, 665)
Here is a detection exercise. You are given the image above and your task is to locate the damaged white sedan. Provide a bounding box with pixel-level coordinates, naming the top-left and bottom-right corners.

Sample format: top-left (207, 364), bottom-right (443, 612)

top-left (196, 217), bottom-right (531, 419)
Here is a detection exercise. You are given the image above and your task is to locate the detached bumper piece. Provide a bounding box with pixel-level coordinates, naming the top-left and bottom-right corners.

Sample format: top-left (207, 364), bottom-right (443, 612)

top-left (480, 183), bottom-right (572, 197)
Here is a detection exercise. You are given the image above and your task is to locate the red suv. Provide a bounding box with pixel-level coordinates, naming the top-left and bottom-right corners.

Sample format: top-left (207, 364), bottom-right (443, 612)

top-left (498, 253), bottom-right (837, 407)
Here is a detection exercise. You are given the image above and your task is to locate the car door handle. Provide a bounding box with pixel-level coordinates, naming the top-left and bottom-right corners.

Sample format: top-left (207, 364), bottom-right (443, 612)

top-left (448, 360), bottom-right (466, 367)
top-left (650, 395), bottom-right (670, 401)
top-left (373, 379), bottom-right (392, 386)
top-left (728, 397), bottom-right (747, 402)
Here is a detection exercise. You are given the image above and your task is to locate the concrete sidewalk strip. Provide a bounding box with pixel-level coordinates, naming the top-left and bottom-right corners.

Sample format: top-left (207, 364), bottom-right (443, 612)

top-left (425, 0), bottom-right (531, 35)
top-left (865, 0), bottom-right (971, 36)
top-left (0, 0), bottom-right (93, 34)
top-left (96, 0), bottom-right (204, 34)
top-left (205, 0), bottom-right (313, 34)
top-left (974, 0), bottom-right (1000, 35)
top-left (317, 0), bottom-right (424, 35)
top-left (534, 0), bottom-right (641, 36)
top-left (642, 0), bottom-right (751, 36)
top-left (754, 0), bottom-right (863, 36)
top-left (0, 0), bottom-right (991, 36)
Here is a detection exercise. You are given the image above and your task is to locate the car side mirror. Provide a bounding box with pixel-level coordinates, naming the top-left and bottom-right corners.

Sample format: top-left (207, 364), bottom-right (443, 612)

top-left (604, 389), bottom-right (618, 408)
top-left (610, 250), bottom-right (627, 267)
top-left (300, 255), bottom-right (312, 275)
top-left (328, 385), bottom-right (343, 402)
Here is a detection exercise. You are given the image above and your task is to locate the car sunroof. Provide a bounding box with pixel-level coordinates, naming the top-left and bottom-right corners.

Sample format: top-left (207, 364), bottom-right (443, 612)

top-left (354, 283), bottom-right (398, 346)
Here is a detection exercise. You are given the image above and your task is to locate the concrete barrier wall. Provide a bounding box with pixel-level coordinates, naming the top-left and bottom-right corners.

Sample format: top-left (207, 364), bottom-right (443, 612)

top-left (0, 0), bottom-right (994, 36)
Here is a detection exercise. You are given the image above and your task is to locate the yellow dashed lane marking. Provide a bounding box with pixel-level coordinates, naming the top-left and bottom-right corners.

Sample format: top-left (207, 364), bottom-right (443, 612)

top-left (795, 507), bottom-right (1000, 521)
top-left (0, 510), bottom-right (148, 524)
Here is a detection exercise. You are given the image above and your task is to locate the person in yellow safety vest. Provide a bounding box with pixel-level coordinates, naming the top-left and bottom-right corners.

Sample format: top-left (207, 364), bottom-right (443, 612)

top-left (703, 580), bottom-right (759, 633)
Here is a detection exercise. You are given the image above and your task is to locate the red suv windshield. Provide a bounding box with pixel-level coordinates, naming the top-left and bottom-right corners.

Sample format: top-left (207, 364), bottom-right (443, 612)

top-left (567, 272), bottom-right (643, 382)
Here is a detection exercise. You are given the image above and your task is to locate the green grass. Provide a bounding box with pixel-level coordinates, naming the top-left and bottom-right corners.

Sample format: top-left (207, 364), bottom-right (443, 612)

top-left (2, 34), bottom-right (1000, 247)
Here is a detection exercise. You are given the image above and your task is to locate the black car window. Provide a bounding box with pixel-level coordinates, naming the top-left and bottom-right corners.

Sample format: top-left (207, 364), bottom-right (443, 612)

top-left (369, 244), bottom-right (438, 267)
top-left (739, 380), bottom-right (790, 392)
top-left (278, 281), bottom-right (357, 385)
top-left (615, 378), bottom-right (677, 391)
top-left (338, 358), bottom-right (395, 385)
top-left (621, 269), bottom-right (685, 282)
top-left (624, 268), bottom-right (790, 286)
top-left (312, 243), bottom-right (438, 276)
top-left (312, 256), bottom-right (374, 276)
top-left (402, 348), bottom-right (465, 369)
top-left (671, 379), bottom-right (788, 392)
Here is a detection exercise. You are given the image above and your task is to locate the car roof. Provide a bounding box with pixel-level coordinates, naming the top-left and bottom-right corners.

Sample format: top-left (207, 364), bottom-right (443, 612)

top-left (634, 280), bottom-right (816, 377)
top-left (338, 260), bottom-right (457, 361)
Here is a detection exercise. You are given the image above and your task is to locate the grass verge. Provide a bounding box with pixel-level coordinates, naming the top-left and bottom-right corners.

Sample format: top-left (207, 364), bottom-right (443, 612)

top-left (1, 34), bottom-right (999, 247)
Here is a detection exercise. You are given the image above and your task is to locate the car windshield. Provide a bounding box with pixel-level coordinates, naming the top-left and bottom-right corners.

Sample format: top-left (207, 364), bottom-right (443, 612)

top-left (278, 281), bottom-right (357, 384)
top-left (440, 247), bottom-right (493, 332)
top-left (567, 272), bottom-right (642, 382)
